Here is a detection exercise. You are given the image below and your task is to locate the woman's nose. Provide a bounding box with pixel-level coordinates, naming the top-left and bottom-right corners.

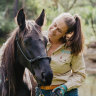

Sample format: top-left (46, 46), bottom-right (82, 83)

top-left (51, 27), bottom-right (57, 33)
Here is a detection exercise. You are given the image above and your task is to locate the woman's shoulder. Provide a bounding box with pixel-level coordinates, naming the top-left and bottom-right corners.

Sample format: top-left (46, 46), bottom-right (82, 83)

top-left (63, 44), bottom-right (72, 52)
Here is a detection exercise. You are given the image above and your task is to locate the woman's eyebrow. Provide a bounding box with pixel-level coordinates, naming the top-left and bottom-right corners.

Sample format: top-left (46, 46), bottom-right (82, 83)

top-left (57, 28), bottom-right (62, 33)
top-left (53, 22), bottom-right (57, 26)
top-left (55, 22), bottom-right (62, 32)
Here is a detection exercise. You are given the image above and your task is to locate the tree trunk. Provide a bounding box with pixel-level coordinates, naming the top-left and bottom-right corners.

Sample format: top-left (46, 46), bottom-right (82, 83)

top-left (13, 0), bottom-right (18, 17)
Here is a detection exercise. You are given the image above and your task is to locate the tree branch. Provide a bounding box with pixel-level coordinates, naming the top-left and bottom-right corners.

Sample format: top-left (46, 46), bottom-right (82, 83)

top-left (67, 0), bottom-right (77, 11)
top-left (89, 0), bottom-right (96, 7)
top-left (90, 15), bottom-right (96, 37)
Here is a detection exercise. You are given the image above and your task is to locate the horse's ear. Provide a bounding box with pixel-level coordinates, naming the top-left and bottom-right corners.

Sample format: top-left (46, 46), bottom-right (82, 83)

top-left (35, 9), bottom-right (45, 26)
top-left (16, 8), bottom-right (25, 30)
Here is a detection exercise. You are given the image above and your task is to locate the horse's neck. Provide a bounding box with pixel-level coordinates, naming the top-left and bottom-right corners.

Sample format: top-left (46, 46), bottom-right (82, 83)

top-left (14, 61), bottom-right (25, 85)
top-left (13, 54), bottom-right (32, 96)
top-left (14, 52), bottom-right (25, 86)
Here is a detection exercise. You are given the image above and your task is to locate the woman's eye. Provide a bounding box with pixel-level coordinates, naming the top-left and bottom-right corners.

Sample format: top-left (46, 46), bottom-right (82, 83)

top-left (57, 28), bottom-right (62, 33)
top-left (54, 24), bottom-right (56, 27)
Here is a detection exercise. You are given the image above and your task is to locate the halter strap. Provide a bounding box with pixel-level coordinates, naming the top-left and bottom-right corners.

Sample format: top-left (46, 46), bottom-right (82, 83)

top-left (15, 35), bottom-right (51, 64)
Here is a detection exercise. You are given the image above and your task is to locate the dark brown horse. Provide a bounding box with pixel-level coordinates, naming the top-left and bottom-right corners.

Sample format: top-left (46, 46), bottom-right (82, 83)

top-left (0, 9), bottom-right (53, 96)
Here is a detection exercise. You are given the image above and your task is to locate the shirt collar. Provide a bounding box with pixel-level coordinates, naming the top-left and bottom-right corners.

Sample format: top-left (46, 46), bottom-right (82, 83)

top-left (47, 39), bottom-right (65, 53)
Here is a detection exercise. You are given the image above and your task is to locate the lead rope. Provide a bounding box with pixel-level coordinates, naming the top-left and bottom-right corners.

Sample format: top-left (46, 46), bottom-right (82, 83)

top-left (35, 86), bottom-right (44, 96)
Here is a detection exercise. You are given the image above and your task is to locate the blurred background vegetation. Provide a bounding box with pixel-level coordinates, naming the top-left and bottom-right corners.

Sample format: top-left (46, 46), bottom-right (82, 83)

top-left (0, 0), bottom-right (96, 96)
top-left (0, 0), bottom-right (96, 44)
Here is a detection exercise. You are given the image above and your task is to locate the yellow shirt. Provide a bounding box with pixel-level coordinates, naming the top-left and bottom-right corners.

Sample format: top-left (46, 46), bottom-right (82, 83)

top-left (47, 42), bottom-right (86, 91)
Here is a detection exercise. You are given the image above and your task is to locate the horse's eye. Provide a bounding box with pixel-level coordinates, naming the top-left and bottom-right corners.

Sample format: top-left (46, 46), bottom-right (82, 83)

top-left (38, 38), bottom-right (45, 46)
top-left (24, 37), bottom-right (32, 45)
top-left (24, 38), bottom-right (28, 44)
top-left (38, 38), bottom-right (42, 41)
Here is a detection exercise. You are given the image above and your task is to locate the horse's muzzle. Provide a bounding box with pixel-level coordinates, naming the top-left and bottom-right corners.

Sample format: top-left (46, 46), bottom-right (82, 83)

top-left (41, 71), bottom-right (53, 86)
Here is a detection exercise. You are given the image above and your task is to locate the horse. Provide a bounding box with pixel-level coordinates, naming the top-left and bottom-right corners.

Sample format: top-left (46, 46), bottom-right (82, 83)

top-left (0, 9), bottom-right (53, 96)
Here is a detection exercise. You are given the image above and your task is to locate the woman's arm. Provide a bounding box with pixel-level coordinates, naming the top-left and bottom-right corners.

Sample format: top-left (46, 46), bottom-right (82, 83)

top-left (64, 52), bottom-right (86, 91)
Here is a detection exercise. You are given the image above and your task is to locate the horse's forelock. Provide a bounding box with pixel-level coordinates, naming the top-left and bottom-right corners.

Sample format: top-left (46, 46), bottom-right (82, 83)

top-left (26, 20), bottom-right (41, 35)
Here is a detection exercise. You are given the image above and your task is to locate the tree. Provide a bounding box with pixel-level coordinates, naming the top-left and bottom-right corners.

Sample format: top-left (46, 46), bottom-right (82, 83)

top-left (13, 0), bottom-right (18, 17)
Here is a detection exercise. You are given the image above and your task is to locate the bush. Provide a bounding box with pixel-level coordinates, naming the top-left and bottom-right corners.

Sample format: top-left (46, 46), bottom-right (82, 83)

top-left (0, 12), bottom-right (16, 37)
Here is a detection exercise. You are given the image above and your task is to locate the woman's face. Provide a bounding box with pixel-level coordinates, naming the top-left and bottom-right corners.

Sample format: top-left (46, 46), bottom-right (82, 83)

top-left (48, 16), bottom-right (68, 42)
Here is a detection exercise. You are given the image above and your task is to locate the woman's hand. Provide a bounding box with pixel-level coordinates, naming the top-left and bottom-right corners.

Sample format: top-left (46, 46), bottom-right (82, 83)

top-left (51, 85), bottom-right (67, 96)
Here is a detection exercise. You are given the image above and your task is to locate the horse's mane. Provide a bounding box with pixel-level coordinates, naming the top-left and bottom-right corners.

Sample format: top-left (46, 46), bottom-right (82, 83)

top-left (0, 21), bottom-right (41, 95)
top-left (0, 27), bottom-right (19, 93)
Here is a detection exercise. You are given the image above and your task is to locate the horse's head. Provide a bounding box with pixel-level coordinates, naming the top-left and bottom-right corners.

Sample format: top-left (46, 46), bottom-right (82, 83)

top-left (16, 9), bottom-right (53, 86)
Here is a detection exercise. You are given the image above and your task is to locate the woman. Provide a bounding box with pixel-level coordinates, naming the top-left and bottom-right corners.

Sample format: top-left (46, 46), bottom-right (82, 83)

top-left (36, 13), bottom-right (86, 96)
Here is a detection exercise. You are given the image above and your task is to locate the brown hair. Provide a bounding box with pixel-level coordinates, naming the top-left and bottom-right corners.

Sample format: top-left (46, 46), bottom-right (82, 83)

top-left (1, 29), bottom-right (18, 95)
top-left (62, 14), bottom-right (84, 55)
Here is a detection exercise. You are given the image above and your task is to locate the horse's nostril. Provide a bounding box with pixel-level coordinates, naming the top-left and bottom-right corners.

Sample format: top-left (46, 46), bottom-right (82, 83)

top-left (41, 72), bottom-right (45, 79)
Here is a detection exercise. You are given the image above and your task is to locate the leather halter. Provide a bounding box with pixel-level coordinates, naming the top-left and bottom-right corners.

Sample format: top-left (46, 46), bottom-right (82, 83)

top-left (15, 35), bottom-right (51, 64)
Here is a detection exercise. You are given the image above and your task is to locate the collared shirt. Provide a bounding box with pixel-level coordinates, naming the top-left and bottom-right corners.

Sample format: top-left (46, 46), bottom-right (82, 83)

top-left (46, 36), bottom-right (86, 91)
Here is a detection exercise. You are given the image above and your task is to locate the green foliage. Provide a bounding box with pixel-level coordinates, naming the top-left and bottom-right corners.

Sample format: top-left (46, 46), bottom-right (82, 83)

top-left (0, 12), bottom-right (16, 36)
top-left (25, 0), bottom-right (38, 19)
top-left (0, 0), bottom-right (96, 44)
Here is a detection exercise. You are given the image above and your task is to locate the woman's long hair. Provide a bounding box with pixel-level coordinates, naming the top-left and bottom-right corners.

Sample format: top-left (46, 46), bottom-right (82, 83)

top-left (61, 14), bottom-right (84, 55)
top-left (69, 15), bottom-right (84, 55)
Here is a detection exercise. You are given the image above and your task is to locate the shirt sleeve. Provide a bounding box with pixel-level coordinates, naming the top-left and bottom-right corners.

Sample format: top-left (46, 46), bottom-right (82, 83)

top-left (64, 52), bottom-right (86, 91)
